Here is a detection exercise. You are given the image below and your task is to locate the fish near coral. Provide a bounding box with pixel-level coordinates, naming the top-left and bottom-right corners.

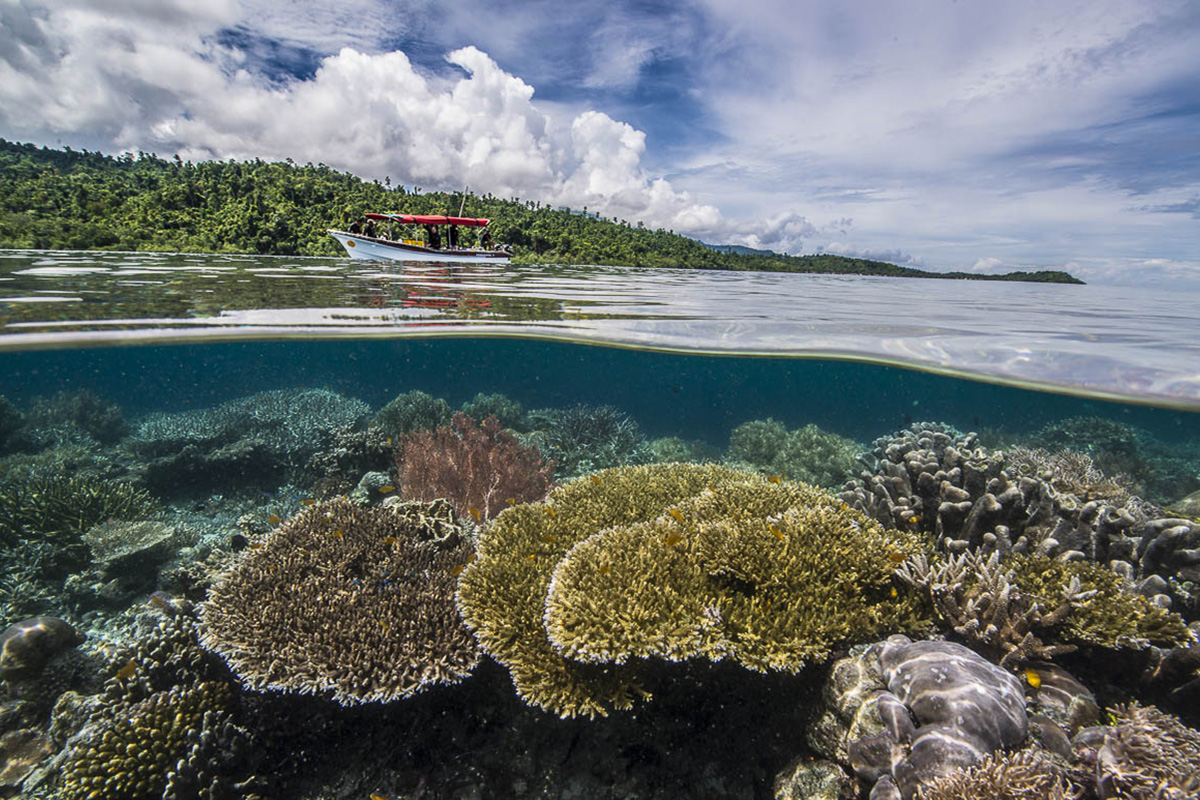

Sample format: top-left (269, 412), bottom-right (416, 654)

top-left (0, 617), bottom-right (86, 680)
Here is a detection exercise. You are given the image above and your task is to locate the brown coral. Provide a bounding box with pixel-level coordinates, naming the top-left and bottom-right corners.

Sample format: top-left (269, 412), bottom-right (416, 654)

top-left (200, 498), bottom-right (478, 705)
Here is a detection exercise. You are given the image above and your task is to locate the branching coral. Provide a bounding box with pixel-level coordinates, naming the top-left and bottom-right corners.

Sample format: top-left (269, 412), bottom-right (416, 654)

top-left (539, 403), bottom-right (647, 479)
top-left (398, 412), bottom-right (554, 520)
top-left (917, 750), bottom-right (1076, 800)
top-left (728, 419), bottom-right (862, 488)
top-left (373, 389), bottom-right (451, 438)
top-left (895, 551), bottom-right (1192, 669)
top-left (0, 474), bottom-right (155, 574)
top-left (200, 498), bottom-right (478, 705)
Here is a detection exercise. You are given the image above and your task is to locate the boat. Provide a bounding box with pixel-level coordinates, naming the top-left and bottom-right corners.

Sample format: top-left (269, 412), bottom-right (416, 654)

top-left (328, 213), bottom-right (512, 264)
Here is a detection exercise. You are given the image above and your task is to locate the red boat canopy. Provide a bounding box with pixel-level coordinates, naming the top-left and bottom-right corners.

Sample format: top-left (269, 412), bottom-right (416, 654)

top-left (366, 213), bottom-right (490, 228)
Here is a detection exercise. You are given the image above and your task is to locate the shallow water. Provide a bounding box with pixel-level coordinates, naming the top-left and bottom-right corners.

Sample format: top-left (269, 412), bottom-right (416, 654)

top-left (2, 250), bottom-right (1200, 800)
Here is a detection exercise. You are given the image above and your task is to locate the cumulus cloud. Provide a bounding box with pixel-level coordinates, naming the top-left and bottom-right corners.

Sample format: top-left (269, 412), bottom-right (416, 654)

top-left (0, 0), bottom-right (736, 240)
top-left (820, 243), bottom-right (924, 266)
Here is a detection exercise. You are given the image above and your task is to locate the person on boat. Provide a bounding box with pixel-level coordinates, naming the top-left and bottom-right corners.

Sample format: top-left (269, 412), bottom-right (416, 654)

top-left (447, 225), bottom-right (459, 250)
top-left (348, 217), bottom-right (363, 234)
top-left (480, 229), bottom-right (494, 250)
top-left (364, 217), bottom-right (377, 238)
top-left (425, 224), bottom-right (441, 250)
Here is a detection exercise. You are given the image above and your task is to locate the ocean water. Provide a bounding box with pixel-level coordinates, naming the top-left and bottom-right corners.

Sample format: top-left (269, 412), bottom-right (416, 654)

top-left (2, 250), bottom-right (1200, 799)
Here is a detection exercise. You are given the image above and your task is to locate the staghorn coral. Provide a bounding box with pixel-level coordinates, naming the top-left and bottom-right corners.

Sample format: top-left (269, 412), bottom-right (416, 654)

top-left (0, 473), bottom-right (155, 574)
top-left (543, 481), bottom-right (926, 673)
top-left (539, 403), bottom-right (648, 479)
top-left (728, 419), bottom-right (862, 489)
top-left (23, 390), bottom-right (129, 446)
top-left (200, 498), bottom-right (478, 705)
top-left (461, 391), bottom-right (529, 432)
top-left (457, 463), bottom-right (753, 718)
top-left (398, 412), bottom-right (554, 521)
top-left (373, 389), bottom-right (452, 438)
top-left (127, 388), bottom-right (370, 494)
top-left (896, 551), bottom-right (1192, 668)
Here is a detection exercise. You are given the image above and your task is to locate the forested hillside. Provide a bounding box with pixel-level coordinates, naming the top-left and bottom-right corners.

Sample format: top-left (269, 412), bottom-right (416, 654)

top-left (0, 140), bottom-right (1081, 282)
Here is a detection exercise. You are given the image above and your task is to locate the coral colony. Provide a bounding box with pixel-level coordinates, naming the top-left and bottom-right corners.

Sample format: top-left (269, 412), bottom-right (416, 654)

top-left (1, 389), bottom-right (1199, 799)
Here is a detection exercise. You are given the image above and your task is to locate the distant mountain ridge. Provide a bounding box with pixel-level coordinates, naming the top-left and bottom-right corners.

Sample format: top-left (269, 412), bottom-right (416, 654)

top-left (0, 139), bottom-right (1082, 283)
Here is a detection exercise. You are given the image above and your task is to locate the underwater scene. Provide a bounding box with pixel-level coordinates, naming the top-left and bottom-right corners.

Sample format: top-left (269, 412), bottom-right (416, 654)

top-left (2, 252), bottom-right (1200, 800)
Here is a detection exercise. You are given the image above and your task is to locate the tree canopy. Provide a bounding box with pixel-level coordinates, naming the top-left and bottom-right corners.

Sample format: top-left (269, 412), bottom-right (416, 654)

top-left (0, 140), bottom-right (1082, 283)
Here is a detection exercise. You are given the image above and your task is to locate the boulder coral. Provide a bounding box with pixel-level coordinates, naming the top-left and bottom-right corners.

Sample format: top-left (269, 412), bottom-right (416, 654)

top-left (200, 498), bottom-right (478, 706)
top-left (458, 463), bottom-right (927, 718)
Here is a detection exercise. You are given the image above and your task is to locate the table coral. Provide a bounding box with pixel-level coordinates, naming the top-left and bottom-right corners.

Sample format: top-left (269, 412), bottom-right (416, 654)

top-left (200, 498), bottom-right (478, 705)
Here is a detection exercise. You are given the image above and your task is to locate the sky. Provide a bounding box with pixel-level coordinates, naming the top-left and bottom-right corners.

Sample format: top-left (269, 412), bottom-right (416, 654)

top-left (1, 0), bottom-right (1198, 285)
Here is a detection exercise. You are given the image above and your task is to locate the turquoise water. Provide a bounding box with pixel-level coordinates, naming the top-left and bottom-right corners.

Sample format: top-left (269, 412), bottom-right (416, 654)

top-left (2, 250), bottom-right (1199, 799)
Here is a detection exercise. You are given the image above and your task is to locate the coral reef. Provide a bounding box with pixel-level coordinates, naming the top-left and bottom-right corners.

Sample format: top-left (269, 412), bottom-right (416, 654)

top-left (0, 395), bottom-right (24, 452)
top-left (0, 473), bottom-right (155, 574)
top-left (22, 390), bottom-right (129, 447)
top-left (543, 482), bottom-right (926, 673)
top-left (1076, 702), bottom-right (1200, 799)
top-left (461, 392), bottom-right (529, 432)
top-left (538, 403), bottom-right (648, 479)
top-left (57, 680), bottom-right (236, 800)
top-left (727, 419), bottom-right (862, 489)
top-left (459, 464), bottom-right (925, 718)
top-left (306, 424), bottom-right (394, 498)
top-left (83, 521), bottom-right (179, 578)
top-left (917, 750), bottom-right (1075, 800)
top-left (127, 388), bottom-right (370, 494)
top-left (645, 435), bottom-right (720, 463)
top-left (0, 728), bottom-right (54, 789)
top-left (841, 422), bottom-right (1200, 617)
top-left (373, 389), bottom-right (451, 438)
top-left (398, 412), bottom-right (554, 521)
top-left (894, 551), bottom-right (1191, 668)
top-left (0, 618), bottom-right (85, 681)
top-left (813, 635), bottom-right (1030, 800)
top-left (200, 498), bottom-right (478, 705)
top-left (457, 463), bottom-right (754, 718)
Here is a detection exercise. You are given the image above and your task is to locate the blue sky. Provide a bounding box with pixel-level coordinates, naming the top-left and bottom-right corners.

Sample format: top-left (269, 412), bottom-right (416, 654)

top-left (1, 0), bottom-right (1199, 284)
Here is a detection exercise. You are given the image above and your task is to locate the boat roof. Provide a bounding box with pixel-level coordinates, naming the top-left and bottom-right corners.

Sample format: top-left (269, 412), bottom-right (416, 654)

top-left (366, 213), bottom-right (490, 228)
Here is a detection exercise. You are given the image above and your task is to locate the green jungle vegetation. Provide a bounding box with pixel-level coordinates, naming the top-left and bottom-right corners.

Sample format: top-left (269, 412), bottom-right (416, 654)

top-left (0, 140), bottom-right (1082, 283)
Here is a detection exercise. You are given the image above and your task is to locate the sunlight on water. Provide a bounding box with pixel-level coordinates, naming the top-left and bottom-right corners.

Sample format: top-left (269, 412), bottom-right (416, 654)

top-left (2, 249), bottom-right (1199, 408)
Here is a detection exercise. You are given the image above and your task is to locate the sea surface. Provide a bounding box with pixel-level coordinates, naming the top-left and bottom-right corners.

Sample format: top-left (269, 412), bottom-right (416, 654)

top-left (2, 249), bottom-right (1200, 800)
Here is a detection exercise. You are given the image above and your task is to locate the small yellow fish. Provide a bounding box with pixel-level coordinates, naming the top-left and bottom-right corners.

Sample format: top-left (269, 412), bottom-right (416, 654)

top-left (890, 587), bottom-right (898, 598)
top-left (767, 475), bottom-right (781, 484)
top-left (378, 484), bottom-right (396, 494)
top-left (333, 529), bottom-right (344, 540)
top-left (267, 515), bottom-right (281, 524)
top-left (505, 497), bottom-right (516, 505)
top-left (467, 553), bottom-right (477, 564)
top-left (590, 474), bottom-right (601, 485)
top-left (385, 438), bottom-right (393, 446)
top-left (451, 564), bottom-right (467, 577)
top-left (378, 620), bottom-right (390, 631)
top-left (115, 658), bottom-right (138, 681)
top-left (541, 534), bottom-right (557, 544)
top-left (545, 506), bottom-right (557, 518)
top-left (301, 498), bottom-right (316, 506)
top-left (1024, 668), bottom-right (1042, 689)
top-left (664, 532), bottom-right (684, 547)
top-left (371, 794), bottom-right (389, 800)
top-left (527, 553), bottom-right (537, 560)
top-left (669, 508), bottom-right (684, 523)
top-left (468, 507), bottom-right (482, 522)
top-left (768, 523), bottom-right (783, 541)
top-left (383, 536), bottom-right (396, 546)
top-left (887, 550), bottom-right (907, 563)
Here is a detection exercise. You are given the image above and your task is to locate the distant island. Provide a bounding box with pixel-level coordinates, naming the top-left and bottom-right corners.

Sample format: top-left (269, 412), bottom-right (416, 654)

top-left (0, 140), bottom-right (1082, 284)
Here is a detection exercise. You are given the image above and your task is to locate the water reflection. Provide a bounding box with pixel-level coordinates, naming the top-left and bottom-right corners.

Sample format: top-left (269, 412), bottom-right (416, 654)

top-left (1, 250), bottom-right (1199, 409)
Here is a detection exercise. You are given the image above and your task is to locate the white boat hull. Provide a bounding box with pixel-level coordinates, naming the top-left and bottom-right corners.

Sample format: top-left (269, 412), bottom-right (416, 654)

top-left (328, 231), bottom-right (511, 264)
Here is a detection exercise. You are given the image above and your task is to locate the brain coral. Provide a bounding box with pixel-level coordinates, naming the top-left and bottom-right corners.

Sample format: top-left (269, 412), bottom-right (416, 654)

top-left (457, 463), bottom-right (926, 718)
top-left (200, 498), bottom-right (478, 705)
